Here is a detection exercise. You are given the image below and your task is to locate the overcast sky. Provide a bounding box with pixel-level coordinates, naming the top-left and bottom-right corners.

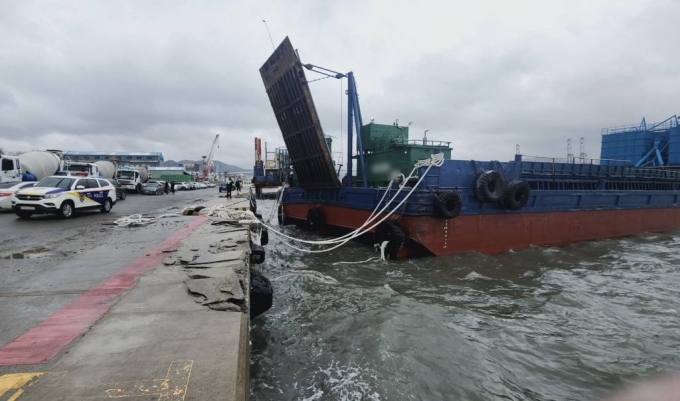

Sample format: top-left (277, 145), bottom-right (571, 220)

top-left (1, 0), bottom-right (678, 169)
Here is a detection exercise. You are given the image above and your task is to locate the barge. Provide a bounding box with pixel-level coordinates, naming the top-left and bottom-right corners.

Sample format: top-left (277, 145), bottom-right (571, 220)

top-left (260, 38), bottom-right (680, 258)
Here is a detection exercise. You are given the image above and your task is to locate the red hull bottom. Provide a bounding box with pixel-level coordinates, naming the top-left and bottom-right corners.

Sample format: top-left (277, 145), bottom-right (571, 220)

top-left (283, 204), bottom-right (680, 256)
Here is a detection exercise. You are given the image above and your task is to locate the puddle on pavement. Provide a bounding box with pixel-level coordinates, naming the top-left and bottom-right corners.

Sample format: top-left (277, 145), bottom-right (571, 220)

top-left (4, 248), bottom-right (51, 259)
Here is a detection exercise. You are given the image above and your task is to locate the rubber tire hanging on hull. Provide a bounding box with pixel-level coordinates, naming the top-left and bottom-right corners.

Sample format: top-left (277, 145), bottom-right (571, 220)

top-left (307, 207), bottom-right (325, 230)
top-left (435, 191), bottom-right (462, 219)
top-left (250, 268), bottom-right (273, 319)
top-left (374, 221), bottom-right (406, 259)
top-left (502, 180), bottom-right (531, 210)
top-left (277, 205), bottom-right (291, 226)
top-left (475, 171), bottom-right (504, 202)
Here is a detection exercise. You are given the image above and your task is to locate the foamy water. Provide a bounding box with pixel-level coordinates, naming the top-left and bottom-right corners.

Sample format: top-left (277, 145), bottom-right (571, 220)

top-left (251, 200), bottom-right (680, 400)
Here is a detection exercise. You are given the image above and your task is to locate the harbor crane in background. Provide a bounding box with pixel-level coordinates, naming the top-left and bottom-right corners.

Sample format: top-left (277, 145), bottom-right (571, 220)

top-left (201, 133), bottom-right (220, 179)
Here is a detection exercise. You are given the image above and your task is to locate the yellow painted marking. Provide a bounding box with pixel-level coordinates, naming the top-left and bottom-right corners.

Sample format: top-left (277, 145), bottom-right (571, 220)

top-left (0, 372), bottom-right (44, 400)
top-left (7, 388), bottom-right (25, 401)
top-left (105, 360), bottom-right (193, 400)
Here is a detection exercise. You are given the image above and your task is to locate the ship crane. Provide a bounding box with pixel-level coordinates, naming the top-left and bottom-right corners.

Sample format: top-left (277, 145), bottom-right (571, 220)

top-left (202, 134), bottom-right (220, 179)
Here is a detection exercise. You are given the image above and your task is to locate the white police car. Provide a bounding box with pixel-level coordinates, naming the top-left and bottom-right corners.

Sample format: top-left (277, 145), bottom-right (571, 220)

top-left (12, 175), bottom-right (117, 219)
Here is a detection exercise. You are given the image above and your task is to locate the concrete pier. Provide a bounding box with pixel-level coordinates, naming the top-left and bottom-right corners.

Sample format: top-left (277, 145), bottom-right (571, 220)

top-left (0, 193), bottom-right (258, 400)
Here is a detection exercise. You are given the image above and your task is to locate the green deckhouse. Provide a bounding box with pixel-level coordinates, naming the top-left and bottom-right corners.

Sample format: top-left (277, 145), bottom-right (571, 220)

top-left (356, 123), bottom-right (451, 186)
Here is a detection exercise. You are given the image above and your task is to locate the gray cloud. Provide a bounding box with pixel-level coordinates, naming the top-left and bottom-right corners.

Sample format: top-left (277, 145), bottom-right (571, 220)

top-left (0, 0), bottom-right (678, 170)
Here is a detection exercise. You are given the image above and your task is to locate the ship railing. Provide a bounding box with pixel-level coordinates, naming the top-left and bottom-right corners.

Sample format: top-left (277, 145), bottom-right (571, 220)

top-left (520, 155), bottom-right (680, 180)
top-left (363, 139), bottom-right (451, 153)
top-left (601, 124), bottom-right (645, 135)
top-left (601, 115), bottom-right (678, 135)
top-left (403, 139), bottom-right (451, 147)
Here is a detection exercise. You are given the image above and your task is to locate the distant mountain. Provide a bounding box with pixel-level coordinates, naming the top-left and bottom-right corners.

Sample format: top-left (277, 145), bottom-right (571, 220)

top-left (161, 159), bottom-right (249, 173)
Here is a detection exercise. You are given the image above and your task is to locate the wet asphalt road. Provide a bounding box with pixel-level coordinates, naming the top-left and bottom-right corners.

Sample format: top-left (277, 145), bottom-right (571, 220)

top-left (0, 189), bottom-right (218, 358)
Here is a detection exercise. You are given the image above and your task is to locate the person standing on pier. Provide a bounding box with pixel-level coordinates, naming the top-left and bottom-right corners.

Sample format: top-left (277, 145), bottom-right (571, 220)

top-left (226, 177), bottom-right (234, 199)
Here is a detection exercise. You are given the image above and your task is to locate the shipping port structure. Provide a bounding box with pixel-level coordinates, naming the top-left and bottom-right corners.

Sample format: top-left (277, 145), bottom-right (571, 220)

top-left (253, 137), bottom-right (291, 188)
top-left (260, 37), bottom-right (680, 258)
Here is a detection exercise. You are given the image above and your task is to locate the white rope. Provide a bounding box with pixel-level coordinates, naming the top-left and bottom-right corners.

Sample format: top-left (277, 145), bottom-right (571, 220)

top-left (265, 153), bottom-right (443, 246)
top-left (113, 212), bottom-right (180, 227)
top-left (331, 240), bottom-right (389, 265)
top-left (267, 187), bottom-right (284, 223)
top-left (263, 153), bottom-right (444, 254)
top-left (198, 205), bottom-right (256, 221)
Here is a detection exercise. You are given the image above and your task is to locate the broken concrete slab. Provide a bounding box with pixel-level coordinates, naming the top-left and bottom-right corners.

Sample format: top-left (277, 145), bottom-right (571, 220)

top-left (188, 250), bottom-right (245, 265)
top-left (177, 251), bottom-right (197, 264)
top-left (210, 239), bottom-right (238, 248)
top-left (185, 276), bottom-right (245, 312)
top-left (186, 265), bottom-right (238, 280)
top-left (163, 256), bottom-right (177, 265)
top-left (187, 260), bottom-right (247, 273)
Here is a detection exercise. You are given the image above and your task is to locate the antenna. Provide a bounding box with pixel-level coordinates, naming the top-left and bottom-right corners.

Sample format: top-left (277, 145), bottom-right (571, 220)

top-left (262, 20), bottom-right (275, 51)
top-left (567, 139), bottom-right (574, 163)
top-left (579, 137), bottom-right (587, 162)
top-left (516, 144), bottom-right (520, 155)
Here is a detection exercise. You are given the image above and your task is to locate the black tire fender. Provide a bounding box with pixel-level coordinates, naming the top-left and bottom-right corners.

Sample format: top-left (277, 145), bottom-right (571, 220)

top-left (502, 180), bottom-right (531, 210)
top-left (475, 170), bottom-right (504, 202)
top-left (278, 205), bottom-right (290, 226)
top-left (374, 221), bottom-right (406, 259)
top-left (260, 227), bottom-right (269, 246)
top-left (435, 191), bottom-right (462, 219)
top-left (307, 207), bottom-right (325, 230)
top-left (250, 268), bottom-right (273, 319)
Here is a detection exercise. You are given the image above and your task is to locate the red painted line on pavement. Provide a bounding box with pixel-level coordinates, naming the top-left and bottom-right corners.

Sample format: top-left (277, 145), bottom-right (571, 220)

top-left (0, 216), bottom-right (208, 366)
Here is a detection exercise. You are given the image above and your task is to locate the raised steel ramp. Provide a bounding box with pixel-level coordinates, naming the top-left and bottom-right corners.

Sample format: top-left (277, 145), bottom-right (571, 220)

top-left (260, 37), bottom-right (340, 189)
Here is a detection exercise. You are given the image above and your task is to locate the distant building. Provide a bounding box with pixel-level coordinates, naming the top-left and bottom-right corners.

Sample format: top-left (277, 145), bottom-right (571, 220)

top-left (148, 166), bottom-right (192, 181)
top-left (183, 163), bottom-right (199, 172)
top-left (63, 151), bottom-right (165, 167)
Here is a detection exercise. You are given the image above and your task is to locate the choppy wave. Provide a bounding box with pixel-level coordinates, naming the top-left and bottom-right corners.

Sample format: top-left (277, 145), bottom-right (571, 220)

top-left (251, 200), bottom-right (680, 400)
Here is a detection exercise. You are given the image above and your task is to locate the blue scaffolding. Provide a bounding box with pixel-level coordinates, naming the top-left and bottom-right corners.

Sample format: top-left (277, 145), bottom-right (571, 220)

top-left (600, 115), bottom-right (680, 167)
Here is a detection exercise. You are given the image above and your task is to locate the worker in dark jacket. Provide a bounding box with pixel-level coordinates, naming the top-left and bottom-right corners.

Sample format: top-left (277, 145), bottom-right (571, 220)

top-left (226, 177), bottom-right (234, 199)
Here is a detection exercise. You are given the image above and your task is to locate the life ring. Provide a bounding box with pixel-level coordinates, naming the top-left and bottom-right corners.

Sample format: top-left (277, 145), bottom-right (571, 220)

top-left (502, 180), bottom-right (531, 210)
top-left (475, 170), bottom-right (504, 202)
top-left (374, 221), bottom-right (406, 259)
top-left (306, 207), bottom-right (325, 229)
top-left (435, 191), bottom-right (462, 219)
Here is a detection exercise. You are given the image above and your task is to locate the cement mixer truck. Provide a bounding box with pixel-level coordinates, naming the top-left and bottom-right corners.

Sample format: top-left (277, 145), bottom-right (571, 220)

top-left (116, 166), bottom-right (149, 193)
top-left (0, 150), bottom-right (64, 183)
top-left (63, 160), bottom-right (117, 179)
top-left (0, 150), bottom-right (118, 183)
